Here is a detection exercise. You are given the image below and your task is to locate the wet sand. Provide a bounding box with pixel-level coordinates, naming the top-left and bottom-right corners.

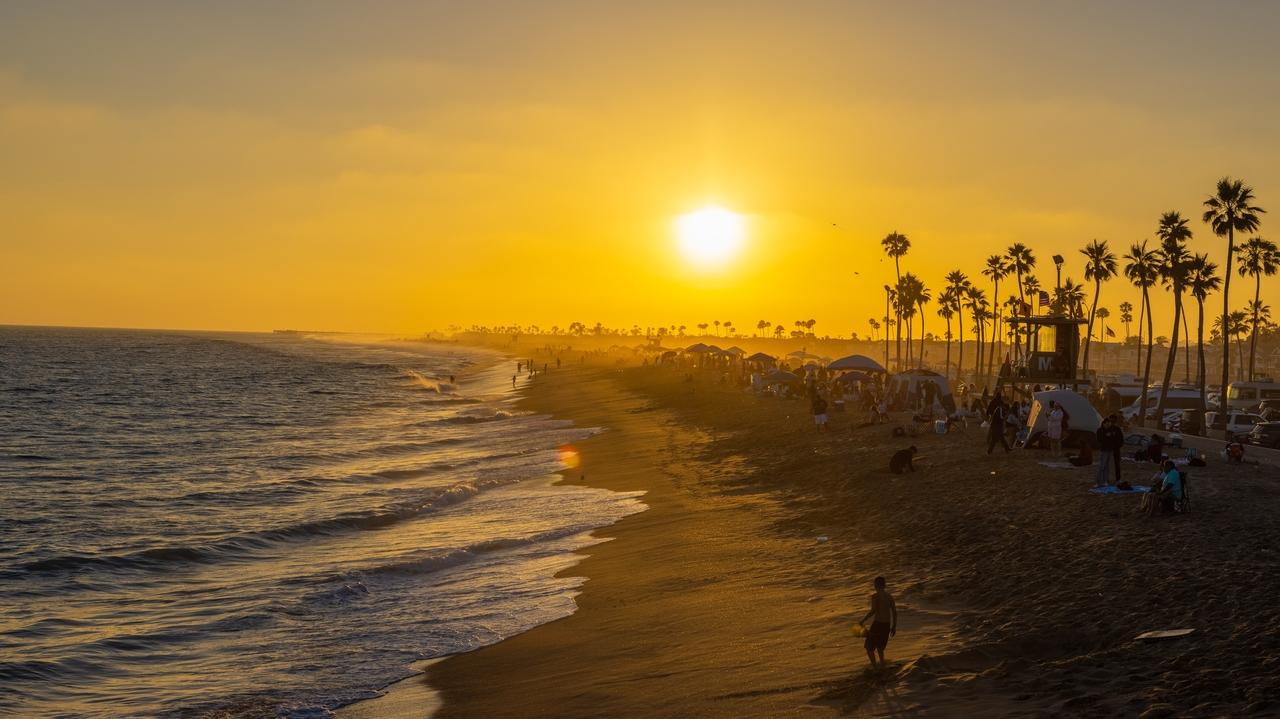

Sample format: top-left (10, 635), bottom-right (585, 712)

top-left (364, 358), bottom-right (1280, 717)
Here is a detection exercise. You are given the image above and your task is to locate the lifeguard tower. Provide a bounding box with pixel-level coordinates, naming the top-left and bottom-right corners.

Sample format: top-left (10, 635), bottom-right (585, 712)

top-left (996, 315), bottom-right (1089, 400)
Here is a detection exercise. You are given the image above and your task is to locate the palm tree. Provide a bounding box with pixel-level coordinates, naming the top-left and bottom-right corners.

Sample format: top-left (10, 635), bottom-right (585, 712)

top-left (1006, 244), bottom-right (1036, 358)
top-left (938, 291), bottom-right (957, 378)
top-left (1080, 240), bottom-right (1118, 376)
top-left (1214, 310), bottom-right (1252, 379)
top-left (773, 324), bottom-right (785, 339)
top-left (1203, 178), bottom-right (1265, 415)
top-left (756, 319), bottom-right (769, 337)
top-left (1187, 254), bottom-right (1221, 414)
top-left (1247, 300), bottom-right (1272, 377)
top-left (944, 270), bottom-right (971, 382)
top-left (868, 318), bottom-right (880, 341)
top-left (1235, 236), bottom-right (1279, 380)
top-left (1095, 307), bottom-right (1111, 356)
top-left (713, 320), bottom-right (721, 336)
top-left (882, 232), bottom-right (911, 369)
top-left (915, 280), bottom-right (933, 368)
top-left (982, 255), bottom-right (1009, 377)
top-left (1119, 301), bottom-right (1133, 346)
top-left (1053, 278), bottom-right (1086, 318)
top-left (966, 287), bottom-right (989, 377)
top-left (1124, 241), bottom-right (1161, 426)
top-left (1154, 212), bottom-right (1192, 417)
top-left (896, 274), bottom-right (919, 368)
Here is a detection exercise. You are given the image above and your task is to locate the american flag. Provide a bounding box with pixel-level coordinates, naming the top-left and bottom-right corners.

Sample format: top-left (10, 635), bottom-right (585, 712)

top-left (1038, 290), bottom-right (1051, 307)
top-left (1105, 327), bottom-right (1116, 337)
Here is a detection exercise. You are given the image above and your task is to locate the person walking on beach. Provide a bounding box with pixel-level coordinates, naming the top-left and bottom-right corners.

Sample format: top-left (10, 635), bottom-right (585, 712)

top-left (859, 576), bottom-right (897, 669)
top-left (1095, 415), bottom-right (1124, 487)
top-left (987, 399), bottom-right (1012, 453)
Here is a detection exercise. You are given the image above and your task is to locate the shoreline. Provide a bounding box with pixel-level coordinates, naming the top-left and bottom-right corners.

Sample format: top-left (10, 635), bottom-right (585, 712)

top-left (353, 358), bottom-right (958, 719)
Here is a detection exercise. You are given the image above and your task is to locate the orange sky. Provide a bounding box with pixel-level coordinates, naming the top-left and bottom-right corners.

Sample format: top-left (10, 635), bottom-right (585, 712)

top-left (4, 2), bottom-right (1280, 335)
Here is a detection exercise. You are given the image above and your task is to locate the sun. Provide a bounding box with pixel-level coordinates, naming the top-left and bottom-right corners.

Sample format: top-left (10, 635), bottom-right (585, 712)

top-left (675, 206), bottom-right (745, 270)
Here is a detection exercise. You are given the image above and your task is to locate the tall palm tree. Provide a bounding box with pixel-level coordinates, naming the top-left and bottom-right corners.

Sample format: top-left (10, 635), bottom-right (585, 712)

top-left (982, 255), bottom-right (1009, 377)
top-left (1124, 241), bottom-right (1161, 426)
top-left (944, 270), bottom-right (971, 383)
top-left (937, 290), bottom-right (957, 378)
top-left (1080, 240), bottom-right (1118, 376)
top-left (915, 280), bottom-right (933, 368)
top-left (1154, 212), bottom-right (1192, 417)
top-left (896, 274), bottom-right (919, 368)
top-left (1235, 236), bottom-right (1279, 380)
top-left (1119, 301), bottom-right (1134, 346)
top-left (867, 318), bottom-right (880, 341)
top-left (1187, 254), bottom-right (1221, 414)
top-left (882, 232), bottom-right (911, 369)
top-left (967, 287), bottom-right (989, 377)
top-left (1203, 178), bottom-right (1265, 415)
top-left (1213, 310), bottom-right (1253, 379)
top-left (1247, 300), bottom-right (1272, 377)
top-left (1006, 244), bottom-right (1036, 358)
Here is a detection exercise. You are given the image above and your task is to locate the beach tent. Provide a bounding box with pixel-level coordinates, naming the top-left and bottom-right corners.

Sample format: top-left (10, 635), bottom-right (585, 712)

top-left (724, 346), bottom-right (746, 357)
top-left (829, 354), bottom-right (887, 373)
top-left (1026, 389), bottom-right (1101, 441)
top-left (787, 350), bottom-right (822, 360)
top-left (746, 351), bottom-right (776, 364)
top-left (763, 369), bottom-right (799, 383)
top-left (685, 343), bottom-right (710, 353)
top-left (834, 371), bottom-right (872, 385)
top-left (888, 369), bottom-right (957, 414)
top-left (705, 345), bottom-right (724, 353)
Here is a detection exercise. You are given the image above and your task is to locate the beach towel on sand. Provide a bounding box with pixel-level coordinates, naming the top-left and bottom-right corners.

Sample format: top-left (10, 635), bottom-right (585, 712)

top-left (1038, 460), bottom-right (1078, 469)
top-left (1089, 484), bottom-right (1151, 495)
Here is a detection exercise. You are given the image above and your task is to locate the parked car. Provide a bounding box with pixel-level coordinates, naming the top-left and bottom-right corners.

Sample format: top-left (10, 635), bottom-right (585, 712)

top-left (1205, 411), bottom-right (1264, 440)
top-left (1247, 421), bottom-right (1280, 449)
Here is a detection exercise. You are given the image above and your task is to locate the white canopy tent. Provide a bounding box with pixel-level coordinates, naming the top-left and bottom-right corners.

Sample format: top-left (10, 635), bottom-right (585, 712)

top-left (1025, 389), bottom-right (1102, 439)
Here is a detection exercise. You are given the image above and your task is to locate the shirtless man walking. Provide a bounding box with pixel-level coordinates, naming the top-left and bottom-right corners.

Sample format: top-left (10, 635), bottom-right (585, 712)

top-left (858, 576), bottom-right (898, 669)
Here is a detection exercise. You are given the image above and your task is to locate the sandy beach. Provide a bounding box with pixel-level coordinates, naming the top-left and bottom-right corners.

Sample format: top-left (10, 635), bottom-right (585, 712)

top-left (346, 353), bottom-right (1280, 718)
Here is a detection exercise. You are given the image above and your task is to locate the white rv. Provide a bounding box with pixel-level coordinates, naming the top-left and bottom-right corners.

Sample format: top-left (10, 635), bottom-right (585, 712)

top-left (1224, 381), bottom-right (1280, 410)
top-left (1121, 387), bottom-right (1204, 422)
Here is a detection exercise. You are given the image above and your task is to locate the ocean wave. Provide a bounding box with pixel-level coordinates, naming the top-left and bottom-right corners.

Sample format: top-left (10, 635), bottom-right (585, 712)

top-left (6, 478), bottom-right (515, 580)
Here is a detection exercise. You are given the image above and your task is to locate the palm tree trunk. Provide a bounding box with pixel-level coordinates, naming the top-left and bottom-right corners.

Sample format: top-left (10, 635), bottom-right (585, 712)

top-left (1136, 297), bottom-right (1145, 377)
top-left (1083, 279), bottom-right (1100, 377)
top-left (1220, 227), bottom-right (1234, 417)
top-left (956, 302), bottom-right (965, 384)
top-left (918, 305), bottom-right (926, 368)
top-left (1197, 296), bottom-right (1208, 417)
top-left (1139, 288), bottom-right (1155, 427)
top-left (894, 259), bottom-right (902, 372)
top-left (945, 316), bottom-right (953, 377)
top-left (1156, 289), bottom-right (1183, 416)
top-left (1251, 272), bottom-right (1261, 381)
top-left (986, 277), bottom-right (999, 377)
top-left (1181, 310), bottom-right (1191, 383)
top-left (974, 314), bottom-right (984, 378)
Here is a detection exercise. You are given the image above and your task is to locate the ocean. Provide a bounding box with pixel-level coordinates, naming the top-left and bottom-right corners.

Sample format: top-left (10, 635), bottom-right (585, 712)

top-left (0, 327), bottom-right (645, 718)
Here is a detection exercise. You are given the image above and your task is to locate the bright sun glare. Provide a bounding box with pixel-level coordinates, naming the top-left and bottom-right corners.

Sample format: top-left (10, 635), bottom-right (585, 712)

top-left (675, 206), bottom-right (745, 270)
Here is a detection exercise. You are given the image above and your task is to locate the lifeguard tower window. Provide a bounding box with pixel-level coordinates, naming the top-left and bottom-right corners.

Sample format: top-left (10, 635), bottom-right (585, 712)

top-left (1027, 322), bottom-right (1076, 380)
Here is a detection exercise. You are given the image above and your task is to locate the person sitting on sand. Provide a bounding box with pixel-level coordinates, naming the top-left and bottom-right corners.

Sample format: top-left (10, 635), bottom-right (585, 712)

top-left (1068, 442), bottom-right (1093, 467)
top-left (1145, 434), bottom-right (1166, 463)
top-left (1140, 460), bottom-right (1185, 515)
top-left (858, 576), bottom-right (897, 669)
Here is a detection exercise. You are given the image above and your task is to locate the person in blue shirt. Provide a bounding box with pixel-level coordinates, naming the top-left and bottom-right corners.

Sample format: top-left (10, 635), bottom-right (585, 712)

top-left (1157, 459), bottom-right (1184, 513)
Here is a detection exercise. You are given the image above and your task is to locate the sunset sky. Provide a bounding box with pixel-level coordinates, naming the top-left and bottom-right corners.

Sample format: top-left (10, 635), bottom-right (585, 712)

top-left (5, 1), bottom-right (1280, 334)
